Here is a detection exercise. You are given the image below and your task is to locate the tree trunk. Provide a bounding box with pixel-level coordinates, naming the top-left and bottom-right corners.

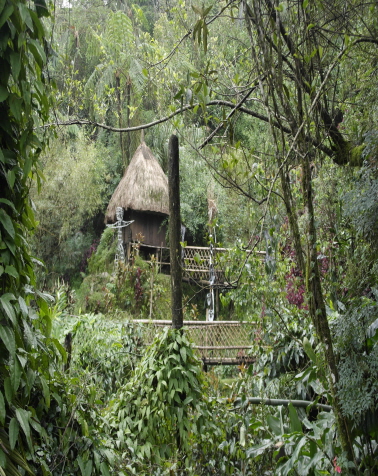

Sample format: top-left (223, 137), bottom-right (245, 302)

top-left (301, 154), bottom-right (355, 466)
top-left (168, 134), bottom-right (183, 329)
top-left (115, 72), bottom-right (126, 167)
top-left (126, 78), bottom-right (132, 166)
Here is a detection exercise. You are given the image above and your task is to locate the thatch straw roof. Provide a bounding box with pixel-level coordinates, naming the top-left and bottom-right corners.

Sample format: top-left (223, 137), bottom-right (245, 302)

top-left (105, 142), bottom-right (169, 222)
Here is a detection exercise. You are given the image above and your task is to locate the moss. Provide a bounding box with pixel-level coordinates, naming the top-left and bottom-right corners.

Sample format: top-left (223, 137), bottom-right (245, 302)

top-left (88, 227), bottom-right (117, 274)
top-left (332, 141), bottom-right (364, 167)
top-left (350, 144), bottom-right (365, 166)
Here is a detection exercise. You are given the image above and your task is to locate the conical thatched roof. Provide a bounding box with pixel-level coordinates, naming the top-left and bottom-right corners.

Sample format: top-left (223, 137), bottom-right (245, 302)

top-left (105, 142), bottom-right (169, 223)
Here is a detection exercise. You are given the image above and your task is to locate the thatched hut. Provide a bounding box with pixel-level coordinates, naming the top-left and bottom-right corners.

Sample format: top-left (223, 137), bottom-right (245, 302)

top-left (105, 142), bottom-right (169, 252)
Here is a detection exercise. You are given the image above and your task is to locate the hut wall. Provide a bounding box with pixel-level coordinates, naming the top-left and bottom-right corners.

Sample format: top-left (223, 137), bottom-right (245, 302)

top-left (123, 210), bottom-right (167, 247)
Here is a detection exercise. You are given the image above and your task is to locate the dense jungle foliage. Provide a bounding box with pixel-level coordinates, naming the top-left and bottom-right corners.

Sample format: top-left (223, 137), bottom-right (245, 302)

top-left (1, 0), bottom-right (378, 474)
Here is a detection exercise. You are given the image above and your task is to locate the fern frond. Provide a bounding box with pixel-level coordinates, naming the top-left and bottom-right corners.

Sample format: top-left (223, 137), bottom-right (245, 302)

top-left (128, 58), bottom-right (146, 94)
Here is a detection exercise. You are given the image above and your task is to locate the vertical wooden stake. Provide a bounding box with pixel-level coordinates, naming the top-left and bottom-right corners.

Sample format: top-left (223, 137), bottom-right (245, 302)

top-left (149, 257), bottom-right (154, 319)
top-left (168, 135), bottom-right (183, 329)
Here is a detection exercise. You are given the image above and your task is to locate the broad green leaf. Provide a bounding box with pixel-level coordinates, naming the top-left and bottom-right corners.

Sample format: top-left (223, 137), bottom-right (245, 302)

top-left (18, 296), bottom-right (28, 318)
top-left (9, 95), bottom-right (22, 122)
top-left (23, 320), bottom-right (37, 348)
top-left (0, 324), bottom-right (15, 355)
top-left (85, 459), bottom-right (93, 476)
top-left (18, 3), bottom-right (33, 30)
top-left (0, 3), bottom-right (13, 29)
top-left (267, 414), bottom-right (282, 436)
top-left (11, 357), bottom-right (22, 393)
top-left (303, 337), bottom-right (317, 363)
top-left (9, 417), bottom-right (19, 450)
top-left (246, 439), bottom-right (272, 458)
top-left (77, 455), bottom-right (84, 475)
top-left (0, 198), bottom-right (17, 212)
top-left (5, 265), bottom-right (18, 279)
top-left (6, 169), bottom-right (15, 189)
top-left (33, 0), bottom-right (49, 18)
top-left (40, 376), bottom-right (50, 408)
top-left (0, 84), bottom-right (8, 102)
top-left (0, 209), bottom-right (15, 238)
top-left (100, 462), bottom-right (111, 476)
top-left (28, 39), bottom-right (46, 67)
top-left (0, 293), bottom-right (17, 325)
top-left (288, 403), bottom-right (302, 432)
top-left (4, 377), bottom-right (13, 403)
top-left (291, 435), bottom-right (307, 463)
top-left (180, 346), bottom-right (187, 362)
top-left (15, 408), bottom-right (30, 440)
top-left (10, 52), bottom-right (21, 80)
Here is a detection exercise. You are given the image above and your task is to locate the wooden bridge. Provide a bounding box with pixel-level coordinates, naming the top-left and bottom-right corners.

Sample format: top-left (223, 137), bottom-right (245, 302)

top-left (140, 243), bottom-right (265, 286)
top-left (132, 319), bottom-right (256, 367)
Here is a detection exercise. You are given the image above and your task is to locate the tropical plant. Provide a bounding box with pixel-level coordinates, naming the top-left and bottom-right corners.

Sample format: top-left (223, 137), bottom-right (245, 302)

top-left (105, 327), bottom-right (209, 472)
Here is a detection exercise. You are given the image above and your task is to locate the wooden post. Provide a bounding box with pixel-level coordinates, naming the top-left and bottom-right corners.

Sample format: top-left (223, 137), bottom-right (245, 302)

top-left (149, 255), bottom-right (154, 319)
top-left (168, 135), bottom-right (183, 329)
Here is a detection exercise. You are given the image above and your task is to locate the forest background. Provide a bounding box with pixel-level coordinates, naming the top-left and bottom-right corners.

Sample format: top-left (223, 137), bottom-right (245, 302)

top-left (1, 0), bottom-right (378, 474)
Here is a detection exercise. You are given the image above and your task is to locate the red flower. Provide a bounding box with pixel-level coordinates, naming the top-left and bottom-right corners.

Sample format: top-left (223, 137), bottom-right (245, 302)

top-left (333, 457), bottom-right (342, 473)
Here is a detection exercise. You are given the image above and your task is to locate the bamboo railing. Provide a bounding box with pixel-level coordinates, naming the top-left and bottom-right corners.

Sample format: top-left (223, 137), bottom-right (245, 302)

top-left (131, 319), bottom-right (256, 366)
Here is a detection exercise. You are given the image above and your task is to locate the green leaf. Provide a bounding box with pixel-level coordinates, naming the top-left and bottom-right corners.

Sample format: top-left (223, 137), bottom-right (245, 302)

top-left (9, 417), bottom-right (19, 450)
top-left (0, 449), bottom-right (6, 473)
top-left (28, 39), bottom-right (46, 67)
top-left (5, 265), bottom-right (18, 279)
top-left (0, 198), bottom-right (17, 213)
top-left (18, 3), bottom-right (33, 30)
top-left (6, 169), bottom-right (15, 189)
top-left (246, 439), bottom-right (272, 458)
top-left (303, 337), bottom-right (317, 364)
top-left (180, 346), bottom-right (187, 362)
top-left (100, 462), bottom-right (111, 476)
top-left (203, 23), bottom-right (208, 53)
top-left (0, 391), bottom-right (5, 425)
top-left (15, 408), bottom-right (30, 441)
top-left (0, 325), bottom-right (15, 355)
top-left (33, 0), bottom-right (49, 18)
top-left (9, 95), bottom-right (22, 122)
top-left (18, 296), bottom-right (28, 318)
top-left (11, 357), bottom-right (22, 393)
top-left (0, 84), bottom-right (8, 102)
top-left (0, 208), bottom-right (15, 238)
top-left (4, 377), bottom-right (13, 403)
top-left (288, 403), bottom-right (302, 432)
top-left (0, 293), bottom-right (17, 325)
top-left (85, 459), bottom-right (93, 476)
top-left (302, 0), bottom-right (309, 9)
top-left (10, 53), bottom-right (21, 80)
top-left (0, 3), bottom-right (13, 29)
top-left (267, 414), bottom-right (282, 436)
